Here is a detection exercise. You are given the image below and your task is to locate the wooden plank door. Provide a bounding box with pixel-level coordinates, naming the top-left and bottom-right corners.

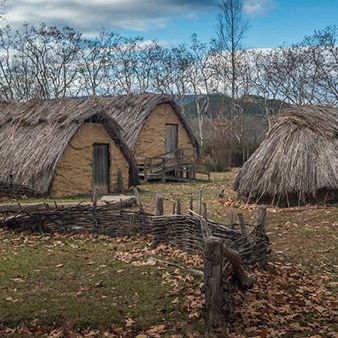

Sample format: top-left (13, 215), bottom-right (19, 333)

top-left (92, 144), bottom-right (110, 194)
top-left (165, 124), bottom-right (178, 154)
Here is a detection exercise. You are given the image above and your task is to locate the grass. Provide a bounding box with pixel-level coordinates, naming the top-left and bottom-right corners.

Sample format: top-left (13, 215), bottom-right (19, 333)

top-left (0, 170), bottom-right (337, 336)
top-left (139, 171), bottom-right (338, 274)
top-left (0, 233), bottom-right (188, 333)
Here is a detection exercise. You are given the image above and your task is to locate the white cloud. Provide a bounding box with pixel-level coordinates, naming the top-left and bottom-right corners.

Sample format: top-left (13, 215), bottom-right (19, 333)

top-left (4, 0), bottom-right (216, 33)
top-left (244, 0), bottom-right (276, 17)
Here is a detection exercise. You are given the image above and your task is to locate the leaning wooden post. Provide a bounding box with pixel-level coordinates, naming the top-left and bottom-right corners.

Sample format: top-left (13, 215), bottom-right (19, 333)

top-left (199, 190), bottom-right (203, 215)
top-left (176, 198), bottom-right (182, 215)
top-left (161, 158), bottom-right (166, 183)
top-left (202, 202), bottom-right (207, 220)
top-left (238, 213), bottom-right (247, 237)
top-left (155, 194), bottom-right (164, 216)
top-left (204, 236), bottom-right (225, 326)
top-left (189, 194), bottom-right (194, 214)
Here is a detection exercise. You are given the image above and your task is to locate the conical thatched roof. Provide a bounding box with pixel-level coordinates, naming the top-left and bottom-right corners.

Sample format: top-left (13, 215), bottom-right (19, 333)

top-left (234, 105), bottom-right (338, 206)
top-left (95, 93), bottom-right (200, 155)
top-left (0, 98), bottom-right (139, 195)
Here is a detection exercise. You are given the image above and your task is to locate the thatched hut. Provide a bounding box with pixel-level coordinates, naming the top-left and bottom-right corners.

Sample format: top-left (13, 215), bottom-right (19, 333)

top-left (95, 94), bottom-right (200, 163)
top-left (234, 106), bottom-right (338, 206)
top-left (0, 98), bottom-right (139, 198)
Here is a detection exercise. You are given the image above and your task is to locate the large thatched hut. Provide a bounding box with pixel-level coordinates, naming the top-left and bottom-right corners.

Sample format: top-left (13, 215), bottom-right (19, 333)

top-left (0, 98), bottom-right (139, 197)
top-left (234, 106), bottom-right (338, 206)
top-left (96, 94), bottom-right (200, 163)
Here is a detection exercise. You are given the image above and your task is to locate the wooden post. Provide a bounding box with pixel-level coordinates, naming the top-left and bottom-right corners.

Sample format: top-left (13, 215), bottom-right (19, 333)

top-left (172, 202), bottom-right (176, 214)
top-left (161, 158), bottom-right (166, 183)
top-left (133, 188), bottom-right (144, 213)
top-left (238, 213), bottom-right (247, 237)
top-left (199, 190), bottom-right (203, 215)
top-left (92, 186), bottom-right (98, 208)
top-left (144, 158), bottom-right (148, 183)
top-left (256, 205), bottom-right (267, 229)
top-left (189, 194), bottom-right (193, 214)
top-left (155, 194), bottom-right (164, 216)
top-left (204, 236), bottom-right (225, 326)
top-left (116, 169), bottom-right (124, 193)
top-left (229, 209), bottom-right (235, 229)
top-left (202, 202), bottom-right (207, 220)
top-left (192, 164), bottom-right (196, 180)
top-left (176, 198), bottom-right (182, 215)
top-left (120, 198), bottom-right (123, 214)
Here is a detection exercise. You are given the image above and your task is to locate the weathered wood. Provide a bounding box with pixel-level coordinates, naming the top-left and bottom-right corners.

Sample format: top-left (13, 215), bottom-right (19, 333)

top-left (133, 188), bottom-right (144, 213)
top-left (204, 236), bottom-right (225, 326)
top-left (229, 209), bottom-right (234, 229)
top-left (144, 158), bottom-right (148, 183)
top-left (202, 202), bottom-right (207, 220)
top-left (154, 194), bottom-right (164, 216)
top-left (116, 169), bottom-right (124, 193)
top-left (161, 158), bottom-right (166, 183)
top-left (189, 194), bottom-right (193, 214)
top-left (92, 187), bottom-right (98, 208)
top-left (256, 205), bottom-right (267, 228)
top-left (222, 246), bottom-right (254, 290)
top-left (176, 198), bottom-right (182, 215)
top-left (199, 190), bottom-right (203, 215)
top-left (238, 213), bottom-right (247, 237)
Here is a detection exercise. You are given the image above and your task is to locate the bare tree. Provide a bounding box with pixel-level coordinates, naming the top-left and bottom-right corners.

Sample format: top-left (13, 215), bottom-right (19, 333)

top-left (216, 0), bottom-right (248, 121)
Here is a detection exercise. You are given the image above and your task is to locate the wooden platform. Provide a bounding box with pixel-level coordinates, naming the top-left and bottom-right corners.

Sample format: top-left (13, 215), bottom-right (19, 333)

top-left (138, 148), bottom-right (210, 183)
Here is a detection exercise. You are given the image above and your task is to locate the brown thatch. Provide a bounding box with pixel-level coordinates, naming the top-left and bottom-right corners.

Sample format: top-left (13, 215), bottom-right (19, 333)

top-left (95, 93), bottom-right (200, 156)
top-left (234, 105), bottom-right (338, 206)
top-left (0, 98), bottom-right (140, 195)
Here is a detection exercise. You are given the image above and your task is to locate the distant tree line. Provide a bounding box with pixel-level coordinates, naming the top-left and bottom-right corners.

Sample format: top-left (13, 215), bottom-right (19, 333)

top-left (0, 0), bottom-right (336, 168)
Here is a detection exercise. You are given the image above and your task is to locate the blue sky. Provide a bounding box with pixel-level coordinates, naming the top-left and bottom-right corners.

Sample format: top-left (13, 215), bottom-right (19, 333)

top-left (5, 0), bottom-right (338, 48)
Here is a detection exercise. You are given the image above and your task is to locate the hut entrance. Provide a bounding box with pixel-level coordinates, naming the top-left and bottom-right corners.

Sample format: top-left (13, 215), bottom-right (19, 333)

top-left (93, 143), bottom-right (110, 194)
top-left (165, 124), bottom-right (178, 155)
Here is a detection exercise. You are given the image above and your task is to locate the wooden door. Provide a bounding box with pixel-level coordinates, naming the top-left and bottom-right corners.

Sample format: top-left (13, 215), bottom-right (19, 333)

top-left (165, 124), bottom-right (178, 154)
top-left (92, 144), bottom-right (110, 194)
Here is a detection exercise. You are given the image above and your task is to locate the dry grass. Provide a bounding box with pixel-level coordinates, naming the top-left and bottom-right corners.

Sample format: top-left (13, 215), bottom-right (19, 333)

top-left (234, 105), bottom-right (338, 205)
top-left (0, 171), bottom-right (337, 337)
top-left (139, 171), bottom-right (338, 274)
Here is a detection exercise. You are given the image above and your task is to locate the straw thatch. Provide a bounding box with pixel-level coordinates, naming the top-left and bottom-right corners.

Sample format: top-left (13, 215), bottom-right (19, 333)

top-left (94, 94), bottom-right (200, 156)
top-left (0, 98), bottom-right (140, 196)
top-left (234, 105), bottom-right (338, 206)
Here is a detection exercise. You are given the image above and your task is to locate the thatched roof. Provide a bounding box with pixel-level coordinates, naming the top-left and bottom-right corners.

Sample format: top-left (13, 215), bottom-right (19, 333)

top-left (234, 105), bottom-right (338, 206)
top-left (95, 94), bottom-right (200, 156)
top-left (0, 98), bottom-right (140, 195)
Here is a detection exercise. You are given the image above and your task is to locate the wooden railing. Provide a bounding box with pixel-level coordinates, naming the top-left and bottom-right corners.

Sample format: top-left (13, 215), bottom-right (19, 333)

top-left (140, 148), bottom-right (210, 183)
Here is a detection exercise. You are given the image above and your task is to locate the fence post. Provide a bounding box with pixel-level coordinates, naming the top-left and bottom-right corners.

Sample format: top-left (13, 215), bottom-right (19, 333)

top-left (176, 198), bottom-right (182, 215)
top-left (155, 194), bottom-right (164, 216)
top-left (144, 158), bottom-right (148, 183)
top-left (161, 158), bottom-right (166, 183)
top-left (229, 209), bottom-right (235, 229)
top-left (189, 194), bottom-right (193, 214)
top-left (92, 186), bottom-right (98, 208)
top-left (204, 236), bottom-right (225, 326)
top-left (199, 190), bottom-right (203, 215)
top-left (238, 213), bottom-right (247, 237)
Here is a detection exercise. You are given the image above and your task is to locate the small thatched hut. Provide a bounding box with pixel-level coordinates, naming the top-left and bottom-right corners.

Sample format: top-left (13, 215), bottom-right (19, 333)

top-left (0, 98), bottom-right (139, 198)
top-left (234, 106), bottom-right (338, 206)
top-left (96, 94), bottom-right (200, 163)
